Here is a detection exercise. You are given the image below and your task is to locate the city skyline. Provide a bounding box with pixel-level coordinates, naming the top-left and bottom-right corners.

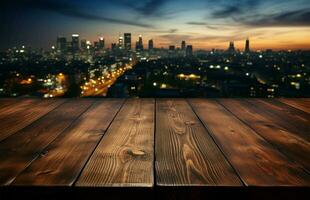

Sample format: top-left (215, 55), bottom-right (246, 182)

top-left (20, 33), bottom-right (255, 52)
top-left (3, 32), bottom-right (307, 52)
top-left (1, 0), bottom-right (310, 50)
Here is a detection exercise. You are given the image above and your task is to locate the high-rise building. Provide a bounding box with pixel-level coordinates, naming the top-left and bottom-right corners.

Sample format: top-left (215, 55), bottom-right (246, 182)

top-left (118, 36), bottom-right (124, 49)
top-left (186, 45), bottom-right (193, 56)
top-left (245, 38), bottom-right (250, 53)
top-left (228, 41), bottom-right (235, 52)
top-left (71, 34), bottom-right (80, 53)
top-left (111, 43), bottom-right (117, 51)
top-left (81, 39), bottom-right (87, 51)
top-left (148, 39), bottom-right (154, 50)
top-left (124, 33), bottom-right (131, 50)
top-left (99, 37), bottom-right (105, 50)
top-left (181, 41), bottom-right (186, 50)
top-left (94, 41), bottom-right (99, 50)
top-left (139, 35), bottom-right (143, 49)
top-left (169, 45), bottom-right (175, 51)
top-left (136, 35), bottom-right (144, 51)
top-left (56, 37), bottom-right (67, 53)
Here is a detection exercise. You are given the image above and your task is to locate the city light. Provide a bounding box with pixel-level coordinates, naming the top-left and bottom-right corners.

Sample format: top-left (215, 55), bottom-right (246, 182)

top-left (0, 31), bottom-right (308, 98)
top-left (160, 83), bottom-right (167, 89)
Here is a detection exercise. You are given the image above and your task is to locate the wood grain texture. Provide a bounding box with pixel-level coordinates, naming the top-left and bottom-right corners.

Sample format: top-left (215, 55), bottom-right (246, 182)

top-left (189, 99), bottom-right (310, 186)
top-left (0, 99), bottom-right (39, 119)
top-left (277, 98), bottom-right (310, 114)
top-left (0, 99), bottom-right (94, 185)
top-left (155, 99), bottom-right (242, 186)
top-left (0, 99), bottom-right (65, 142)
top-left (219, 99), bottom-right (310, 172)
top-left (0, 98), bottom-right (19, 110)
top-left (246, 99), bottom-right (310, 141)
top-left (76, 98), bottom-right (154, 187)
top-left (12, 99), bottom-right (124, 186)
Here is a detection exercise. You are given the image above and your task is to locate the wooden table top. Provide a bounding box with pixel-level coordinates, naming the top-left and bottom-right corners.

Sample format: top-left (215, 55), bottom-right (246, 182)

top-left (0, 98), bottom-right (309, 198)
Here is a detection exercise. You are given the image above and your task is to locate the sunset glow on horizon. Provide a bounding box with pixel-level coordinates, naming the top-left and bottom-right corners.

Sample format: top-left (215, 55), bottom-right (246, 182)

top-left (1, 0), bottom-right (310, 50)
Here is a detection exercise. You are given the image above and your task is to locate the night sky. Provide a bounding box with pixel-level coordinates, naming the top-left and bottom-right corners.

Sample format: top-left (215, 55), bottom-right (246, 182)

top-left (1, 0), bottom-right (310, 50)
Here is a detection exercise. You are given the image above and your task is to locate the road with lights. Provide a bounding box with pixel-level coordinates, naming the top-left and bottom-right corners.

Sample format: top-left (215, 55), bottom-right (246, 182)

top-left (81, 64), bottom-right (132, 97)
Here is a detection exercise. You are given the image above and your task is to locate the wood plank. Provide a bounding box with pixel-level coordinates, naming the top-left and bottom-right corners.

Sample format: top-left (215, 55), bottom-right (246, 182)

top-left (12, 99), bottom-right (124, 186)
top-left (246, 99), bottom-right (310, 141)
top-left (0, 99), bottom-right (65, 142)
top-left (0, 98), bottom-right (39, 118)
top-left (155, 99), bottom-right (242, 186)
top-left (189, 99), bottom-right (310, 186)
top-left (219, 99), bottom-right (310, 171)
top-left (0, 98), bottom-right (19, 110)
top-left (0, 99), bottom-right (94, 185)
top-left (277, 98), bottom-right (310, 114)
top-left (76, 98), bottom-right (154, 187)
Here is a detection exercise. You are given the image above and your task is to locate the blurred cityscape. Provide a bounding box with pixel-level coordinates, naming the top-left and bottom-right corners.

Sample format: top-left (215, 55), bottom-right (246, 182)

top-left (0, 33), bottom-right (309, 98)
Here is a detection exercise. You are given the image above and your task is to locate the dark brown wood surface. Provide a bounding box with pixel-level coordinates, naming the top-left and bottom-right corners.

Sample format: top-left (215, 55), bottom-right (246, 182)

top-left (246, 99), bottom-right (310, 141)
top-left (219, 99), bottom-right (310, 172)
top-left (0, 98), bottom-right (35, 115)
top-left (0, 99), bottom-right (94, 185)
top-left (0, 99), bottom-right (65, 142)
top-left (0, 98), bottom-right (19, 110)
top-left (12, 99), bottom-right (124, 186)
top-left (189, 99), bottom-right (310, 186)
top-left (76, 99), bottom-right (154, 187)
top-left (0, 98), bottom-right (309, 190)
top-left (278, 98), bottom-right (310, 113)
top-left (155, 99), bottom-right (242, 186)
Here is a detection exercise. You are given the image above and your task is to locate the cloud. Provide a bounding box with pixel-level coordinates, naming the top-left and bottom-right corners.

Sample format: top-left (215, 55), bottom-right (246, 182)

top-left (212, 6), bottom-right (241, 18)
top-left (158, 34), bottom-right (193, 44)
top-left (187, 22), bottom-right (207, 26)
top-left (117, 0), bottom-right (170, 17)
top-left (206, 0), bottom-right (310, 27)
top-left (10, 0), bottom-right (153, 28)
top-left (138, 0), bottom-right (169, 16)
top-left (241, 9), bottom-right (310, 27)
top-left (209, 0), bottom-right (263, 19)
top-left (169, 29), bottom-right (178, 33)
top-left (143, 28), bottom-right (178, 34)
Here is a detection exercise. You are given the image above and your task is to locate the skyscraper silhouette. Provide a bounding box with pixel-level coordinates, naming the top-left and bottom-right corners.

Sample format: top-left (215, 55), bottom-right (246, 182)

top-left (228, 41), bottom-right (235, 52)
top-left (245, 38), bottom-right (250, 53)
top-left (56, 36), bottom-right (67, 53)
top-left (71, 34), bottom-right (80, 53)
top-left (99, 37), bottom-right (105, 50)
top-left (181, 41), bottom-right (186, 50)
top-left (136, 35), bottom-right (144, 51)
top-left (148, 39), bottom-right (154, 50)
top-left (124, 33), bottom-right (131, 50)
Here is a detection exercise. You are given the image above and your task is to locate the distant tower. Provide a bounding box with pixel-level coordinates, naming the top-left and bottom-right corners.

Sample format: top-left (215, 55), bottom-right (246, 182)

top-left (111, 43), bottom-right (117, 51)
top-left (56, 36), bottom-right (67, 53)
top-left (94, 41), bottom-right (99, 50)
top-left (71, 34), bottom-right (80, 53)
top-left (186, 45), bottom-right (193, 56)
top-left (245, 38), bottom-right (250, 53)
top-left (118, 36), bottom-right (124, 49)
top-left (181, 41), bottom-right (186, 50)
top-left (169, 45), bottom-right (175, 51)
top-left (99, 36), bottom-right (105, 50)
top-left (136, 35), bottom-right (144, 51)
top-left (148, 39), bottom-right (154, 50)
top-left (228, 41), bottom-right (235, 52)
top-left (124, 33), bottom-right (131, 50)
top-left (80, 39), bottom-right (87, 51)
